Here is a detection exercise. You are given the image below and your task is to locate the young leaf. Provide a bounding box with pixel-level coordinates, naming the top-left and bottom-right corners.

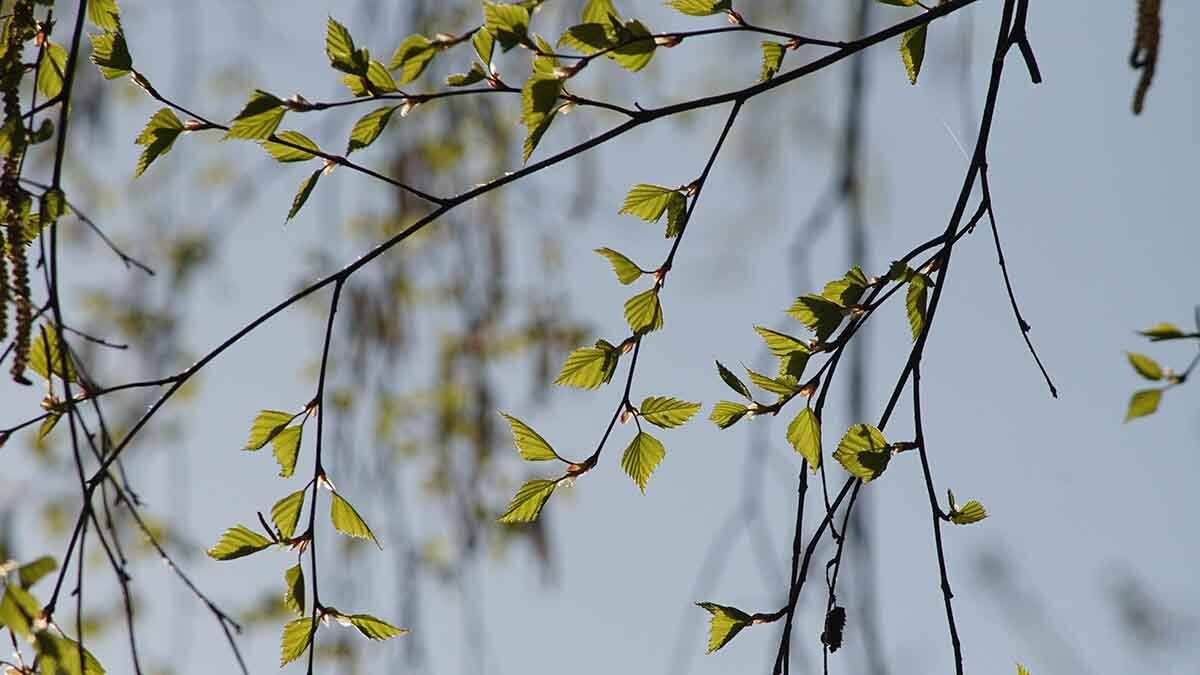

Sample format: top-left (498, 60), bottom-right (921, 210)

top-left (225, 90), bottom-right (287, 141)
top-left (134, 108), bottom-right (184, 178)
top-left (521, 75), bottom-right (562, 163)
top-left (89, 27), bottom-right (133, 79)
top-left (261, 130), bottom-right (320, 163)
top-left (1016, 664), bottom-right (1031, 675)
top-left (347, 106), bottom-right (397, 154)
top-left (497, 479), bottom-right (557, 524)
top-left (1139, 322), bottom-right (1186, 341)
top-left (272, 426), bottom-right (303, 478)
top-left (558, 23), bottom-right (614, 56)
top-left (88, 0), bottom-right (122, 30)
top-left (746, 368), bottom-right (797, 396)
top-left (696, 602), bottom-right (752, 654)
top-left (207, 525), bottom-right (273, 560)
top-left (949, 499), bottom-right (987, 525)
top-left (582, 0), bottom-right (621, 23)
top-left (270, 489), bottom-right (306, 540)
top-left (325, 16), bottom-right (368, 75)
top-left (834, 424), bottom-right (891, 482)
top-left (609, 19), bottom-right (656, 72)
top-left (554, 341), bottom-right (619, 390)
top-left (389, 35), bottom-right (437, 83)
top-left (787, 407), bottom-right (822, 470)
top-left (787, 294), bottom-right (844, 342)
top-left (447, 63), bottom-right (487, 86)
top-left (245, 410), bottom-right (294, 450)
top-left (1125, 388), bottom-right (1162, 422)
top-left (715, 360), bottom-right (752, 400)
top-left (619, 184), bottom-right (682, 224)
top-left (36, 42), bottom-right (69, 101)
top-left (640, 396), bottom-right (702, 429)
top-left (473, 27), bottom-right (496, 65)
top-left (709, 401), bottom-right (749, 429)
top-left (668, 0), bottom-right (733, 15)
top-left (32, 633), bottom-right (106, 675)
top-left (0, 585), bottom-right (39, 639)
top-left (621, 431), bottom-right (666, 493)
top-left (288, 169), bottom-right (322, 221)
top-left (822, 266), bottom-right (870, 306)
top-left (759, 41), bottom-right (785, 82)
top-left (366, 58), bottom-right (396, 93)
top-left (624, 288), bottom-right (664, 335)
top-left (753, 326), bottom-right (810, 357)
top-left (483, 2), bottom-right (531, 52)
top-left (595, 247), bottom-right (644, 285)
top-left (37, 413), bottom-right (61, 443)
top-left (280, 617), bottom-right (316, 667)
top-left (906, 274), bottom-right (928, 341)
top-left (1126, 352), bottom-right (1164, 380)
top-left (331, 492), bottom-right (381, 548)
top-left (900, 24), bottom-right (927, 85)
top-left (283, 564), bottom-right (305, 615)
top-left (16, 556), bottom-right (57, 589)
top-left (499, 413), bottom-right (561, 461)
top-left (522, 103), bottom-right (559, 163)
top-left (347, 614), bottom-right (409, 640)
top-left (28, 325), bottom-right (77, 383)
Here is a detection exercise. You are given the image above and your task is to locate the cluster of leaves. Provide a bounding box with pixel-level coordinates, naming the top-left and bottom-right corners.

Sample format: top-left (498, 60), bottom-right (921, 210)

top-left (1123, 309), bottom-right (1200, 421)
top-left (1, 555), bottom-right (105, 674)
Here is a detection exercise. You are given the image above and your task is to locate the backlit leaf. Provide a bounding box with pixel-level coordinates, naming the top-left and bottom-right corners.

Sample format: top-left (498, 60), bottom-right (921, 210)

top-left (787, 294), bottom-right (844, 342)
top-left (271, 489), bottom-right (306, 540)
top-left (716, 360), bottom-right (752, 400)
top-left (287, 169), bottom-right (322, 221)
top-left (89, 27), bottom-right (132, 79)
top-left (610, 19), bottom-right (655, 72)
top-left (787, 407), bottom-right (822, 470)
top-left (245, 410), bottom-right (294, 450)
top-left (367, 59), bottom-right (398, 93)
top-left (37, 42), bottom-right (69, 101)
top-left (624, 288), bottom-right (664, 335)
top-left (271, 426), bottom-right (303, 478)
top-left (207, 525), bottom-right (273, 560)
top-left (33, 632), bottom-right (106, 675)
top-left (822, 266), bottom-right (870, 306)
top-left (225, 90), bottom-right (286, 141)
top-left (668, 0), bottom-right (732, 15)
top-left (283, 564), bottom-right (305, 615)
top-left (29, 325), bottom-right (76, 383)
top-left (447, 63), bottom-right (487, 86)
top-left (554, 341), bottom-right (619, 389)
top-left (261, 130), bottom-right (320, 163)
top-left (37, 413), bottom-right (61, 443)
top-left (473, 27), bottom-right (495, 64)
top-left (0, 585), bottom-right (39, 639)
top-left (640, 396), bottom-right (701, 429)
top-left (950, 499), bottom-right (987, 525)
top-left (906, 274), bottom-right (928, 341)
top-left (280, 617), bottom-right (316, 666)
top-left (347, 106), bottom-right (397, 154)
top-left (389, 35), bottom-right (436, 83)
top-left (696, 602), bottom-right (752, 654)
top-left (595, 247), bottom-right (644, 285)
top-left (621, 431), bottom-right (666, 493)
top-left (17, 556), bottom-right (57, 589)
top-left (88, 0), bottom-right (122, 30)
top-left (326, 16), bottom-right (368, 75)
top-left (759, 41), bottom-right (784, 82)
top-left (1139, 322), bottom-right (1187, 341)
top-left (619, 184), bottom-right (687, 237)
top-left (348, 614), bottom-right (408, 640)
top-left (483, 2), bottom-right (531, 52)
top-left (331, 492), bottom-right (381, 548)
top-left (900, 24), bottom-right (927, 85)
top-left (497, 479), bottom-right (557, 524)
top-left (499, 413), bottom-right (561, 461)
top-left (746, 368), bottom-right (797, 396)
top-left (834, 423), bottom-right (890, 482)
top-left (1126, 352), bottom-right (1163, 381)
top-left (709, 401), bottom-right (749, 429)
top-left (134, 108), bottom-right (184, 178)
top-left (753, 326), bottom-right (810, 357)
top-left (1125, 389), bottom-right (1162, 422)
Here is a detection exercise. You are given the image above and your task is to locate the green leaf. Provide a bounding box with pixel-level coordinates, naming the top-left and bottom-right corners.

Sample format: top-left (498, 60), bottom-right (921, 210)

top-left (787, 294), bottom-right (844, 342)
top-left (36, 42), bottom-right (69, 101)
top-left (244, 410), bottom-right (294, 450)
top-left (271, 489), bottom-right (306, 540)
top-left (716, 360), bottom-right (752, 400)
top-left (948, 494), bottom-right (987, 525)
top-left (271, 426), bottom-right (303, 478)
top-left (558, 23), bottom-right (614, 55)
top-left (1125, 388), bottom-right (1162, 422)
top-left (668, 0), bottom-right (732, 15)
top-left (37, 412), bottom-right (61, 443)
top-left (900, 24), bottom-right (927, 85)
top-left (709, 401), bottom-right (749, 429)
top-left (624, 288), bottom-right (664, 335)
top-left (746, 368), bottom-right (797, 396)
top-left (206, 524), bottom-right (273, 560)
top-left (834, 423), bottom-right (891, 482)
top-left (280, 617), bottom-right (316, 667)
top-left (0, 585), bottom-right (39, 639)
top-left (759, 41), bottom-right (785, 82)
top-left (621, 431), bottom-right (666, 493)
top-left (1016, 664), bottom-right (1031, 675)
top-left (696, 602), bottom-right (752, 654)
top-left (499, 413), bottom-right (561, 461)
top-left (595, 247), bottom-right (644, 285)
top-left (261, 130), bottom-right (320, 163)
top-left (582, 0), bottom-right (621, 23)
top-left (753, 326), bottom-right (810, 357)
top-left (389, 35), bottom-right (437, 84)
top-left (325, 16), bottom-right (369, 75)
top-left (1139, 322), bottom-right (1189, 341)
top-left (447, 63), bottom-right (488, 86)
top-left (822, 266), bottom-right (870, 306)
top-left (347, 106), bottom-right (397, 154)
top-left (342, 74), bottom-right (370, 97)
top-left (610, 19), bottom-right (656, 72)
top-left (521, 75), bottom-right (562, 163)
top-left (619, 184), bottom-right (686, 238)
top-left (1126, 352), bottom-right (1164, 381)
top-left (640, 396), bottom-right (701, 429)
top-left (89, 28), bottom-right (132, 79)
top-left (287, 169), bottom-right (322, 222)
top-left (788, 407), bottom-right (823, 470)
top-left (497, 479), bottom-right (557, 524)
top-left (134, 108), bottom-right (184, 178)
top-left (906, 274), bottom-right (928, 341)
top-left (88, 0), bottom-right (122, 30)
top-left (29, 325), bottom-right (77, 383)
top-left (347, 614), bottom-right (409, 640)
top-left (283, 564), bottom-right (305, 615)
top-left (483, 2), bottom-right (531, 52)
top-left (331, 491), bottom-right (381, 548)
top-left (522, 97), bottom-right (560, 163)
top-left (876, 0), bottom-right (917, 5)
top-left (887, 260), bottom-right (916, 282)
top-left (531, 34), bottom-right (559, 77)
top-left (33, 632), bottom-right (106, 675)
top-left (554, 341), bottom-right (619, 389)
top-left (473, 27), bottom-right (496, 64)
top-left (17, 556), bottom-right (57, 589)
top-left (225, 90), bottom-right (287, 141)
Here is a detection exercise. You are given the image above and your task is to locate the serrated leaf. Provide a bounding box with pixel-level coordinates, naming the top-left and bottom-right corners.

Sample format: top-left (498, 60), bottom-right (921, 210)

top-left (342, 74), bottom-right (370, 97)
top-left (365, 60), bottom-right (398, 93)
top-left (746, 368), bottom-right (797, 396)
top-left (283, 564), bottom-right (305, 615)
top-left (887, 260), bottom-right (915, 282)
top-left (447, 63), bottom-right (487, 86)
top-left (34, 632), bottom-right (106, 675)
top-left (668, 0), bottom-right (733, 15)
top-left (787, 407), bottom-right (822, 470)
top-left (1125, 389), bottom-right (1162, 422)
top-left (499, 413), bottom-right (561, 461)
top-left (759, 41), bottom-right (785, 82)
top-left (271, 489), bottom-right (306, 540)
top-left (554, 343), bottom-right (619, 389)
top-left (497, 479), bottom-right (557, 524)
top-left (610, 19), bottom-right (655, 72)
top-left (621, 431), bottom-right (666, 493)
top-left (900, 24), bottom-right (927, 85)
top-left (206, 525), bottom-right (273, 560)
top-left (37, 412), bottom-right (61, 443)
top-left (89, 28), bottom-right (132, 79)
top-left (347, 106), bottom-right (397, 154)
top-left (0, 585), bottom-right (39, 639)
top-left (288, 169), bottom-right (322, 221)
top-left (331, 492), bottom-right (381, 548)
top-left (787, 294), bottom-right (844, 342)
top-left (619, 185), bottom-right (686, 238)
top-left (29, 325), bottom-right (76, 383)
top-left (225, 90), bottom-right (286, 141)
top-left (1016, 664), bottom-right (1031, 675)
top-left (261, 130), bottom-right (320, 163)
top-left (88, 0), bottom-right (122, 30)
top-left (473, 27), bottom-right (496, 64)
top-left (522, 103), bottom-right (558, 163)
top-left (134, 108), bottom-right (184, 178)
top-left (389, 35), bottom-right (436, 84)
top-left (696, 602), bottom-right (752, 654)
top-left (245, 410), bottom-right (294, 450)
top-left (280, 617), bottom-right (316, 666)
top-left (709, 401), bottom-right (749, 429)
top-left (532, 34), bottom-right (559, 77)
top-left (906, 274), bottom-right (928, 341)
top-left (624, 288), bottom-right (664, 335)
top-left (834, 423), bottom-right (891, 482)
top-left (1139, 322), bottom-right (1188, 341)
top-left (558, 23), bottom-right (614, 55)
top-left (640, 396), bottom-right (701, 429)
top-left (950, 499), bottom-right (987, 525)
top-left (483, 2), bottom-right (531, 52)
top-left (582, 0), bottom-right (621, 23)
top-left (822, 266), bottom-right (869, 306)
top-left (348, 614), bottom-right (408, 640)
top-left (595, 247), bottom-right (644, 285)
top-left (16, 556), bottom-right (57, 589)
top-left (37, 42), bottom-right (69, 101)
top-left (1126, 352), bottom-right (1163, 381)
top-left (753, 326), bottom-right (809, 358)
top-left (521, 75), bottom-right (561, 138)
top-left (715, 360), bottom-right (752, 400)
top-left (326, 16), bottom-right (368, 75)
top-left (271, 426), bottom-right (303, 478)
